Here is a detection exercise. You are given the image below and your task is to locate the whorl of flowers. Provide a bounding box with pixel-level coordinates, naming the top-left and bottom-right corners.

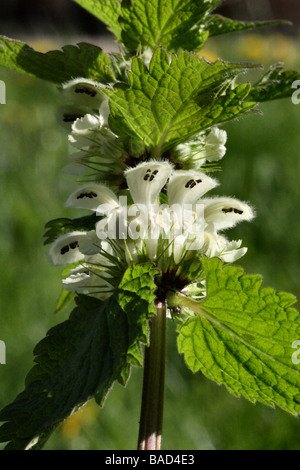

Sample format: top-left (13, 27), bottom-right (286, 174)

top-left (49, 73), bottom-right (255, 307)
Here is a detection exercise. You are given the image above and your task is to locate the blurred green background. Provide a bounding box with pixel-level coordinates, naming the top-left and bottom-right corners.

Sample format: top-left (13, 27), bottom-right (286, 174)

top-left (0, 27), bottom-right (300, 450)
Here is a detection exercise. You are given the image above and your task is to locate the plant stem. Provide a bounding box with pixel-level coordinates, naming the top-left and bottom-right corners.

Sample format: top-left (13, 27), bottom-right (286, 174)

top-left (167, 291), bottom-right (206, 315)
top-left (137, 300), bottom-right (167, 450)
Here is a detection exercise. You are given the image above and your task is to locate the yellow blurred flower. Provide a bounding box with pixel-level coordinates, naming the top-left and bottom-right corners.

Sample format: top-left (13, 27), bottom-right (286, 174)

top-left (238, 33), bottom-right (298, 65)
top-left (61, 401), bottom-right (98, 440)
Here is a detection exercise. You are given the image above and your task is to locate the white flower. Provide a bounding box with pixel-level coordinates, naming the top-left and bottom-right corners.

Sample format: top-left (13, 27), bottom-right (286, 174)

top-left (124, 161), bottom-right (173, 206)
top-left (77, 230), bottom-right (101, 255)
top-left (48, 232), bottom-right (87, 266)
top-left (65, 183), bottom-right (120, 212)
top-left (218, 239), bottom-right (248, 263)
top-left (202, 226), bottom-right (247, 263)
top-left (202, 196), bottom-right (255, 230)
top-left (68, 111), bottom-right (107, 148)
top-left (62, 78), bottom-right (106, 108)
top-left (205, 127), bottom-right (227, 162)
top-left (175, 127), bottom-right (227, 169)
top-left (166, 170), bottom-right (218, 204)
top-left (72, 114), bottom-right (102, 135)
top-left (62, 251), bottom-right (114, 300)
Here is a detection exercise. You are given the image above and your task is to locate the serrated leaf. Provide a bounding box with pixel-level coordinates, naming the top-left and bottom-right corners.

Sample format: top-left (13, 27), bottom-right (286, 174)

top-left (0, 263), bottom-right (158, 450)
top-left (208, 15), bottom-right (290, 38)
top-left (43, 213), bottom-right (102, 245)
top-left (118, 263), bottom-right (160, 365)
top-left (119, 0), bottom-right (221, 51)
top-left (248, 63), bottom-right (300, 102)
top-left (73, 0), bottom-right (122, 39)
top-left (0, 37), bottom-right (115, 84)
top-left (106, 48), bottom-right (258, 155)
top-left (176, 257), bottom-right (300, 415)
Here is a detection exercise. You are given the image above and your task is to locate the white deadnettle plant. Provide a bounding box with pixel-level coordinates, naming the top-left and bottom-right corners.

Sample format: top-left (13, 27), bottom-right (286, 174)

top-left (1, 0), bottom-right (299, 452)
top-left (49, 160), bottom-right (254, 300)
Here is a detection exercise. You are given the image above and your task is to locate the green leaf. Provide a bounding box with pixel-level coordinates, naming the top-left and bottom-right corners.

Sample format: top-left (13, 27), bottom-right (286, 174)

top-left (118, 263), bottom-right (159, 365)
top-left (106, 48), bottom-right (258, 155)
top-left (0, 263), bottom-right (158, 450)
top-left (176, 257), bottom-right (300, 415)
top-left (54, 289), bottom-right (76, 314)
top-left (119, 0), bottom-right (221, 51)
top-left (248, 63), bottom-right (300, 102)
top-left (73, 0), bottom-right (122, 39)
top-left (0, 37), bottom-right (115, 84)
top-left (43, 213), bottom-right (102, 245)
top-left (208, 15), bottom-right (290, 38)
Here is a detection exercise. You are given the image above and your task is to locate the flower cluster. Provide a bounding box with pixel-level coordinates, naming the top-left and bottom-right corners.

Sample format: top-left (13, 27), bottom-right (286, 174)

top-left (56, 73), bottom-right (230, 186)
top-left (49, 59), bottom-right (255, 305)
top-left (49, 159), bottom-right (254, 301)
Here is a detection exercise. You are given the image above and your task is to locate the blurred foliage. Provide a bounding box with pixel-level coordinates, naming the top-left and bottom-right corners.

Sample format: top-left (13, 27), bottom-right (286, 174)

top-left (0, 34), bottom-right (300, 450)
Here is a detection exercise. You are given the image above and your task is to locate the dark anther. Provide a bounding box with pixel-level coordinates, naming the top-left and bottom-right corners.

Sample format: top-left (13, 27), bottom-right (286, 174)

top-left (63, 113), bottom-right (82, 123)
top-left (70, 242), bottom-right (79, 250)
top-left (234, 208), bottom-right (243, 215)
top-left (222, 208), bottom-right (233, 213)
top-left (77, 192), bottom-right (98, 199)
top-left (185, 179), bottom-right (201, 189)
top-left (144, 169), bottom-right (157, 181)
top-left (60, 245), bottom-right (70, 255)
top-left (75, 86), bottom-right (97, 98)
top-left (185, 179), bottom-right (194, 188)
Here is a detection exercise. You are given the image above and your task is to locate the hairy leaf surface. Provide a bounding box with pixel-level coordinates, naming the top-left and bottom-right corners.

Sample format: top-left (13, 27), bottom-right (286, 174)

top-left (177, 257), bottom-right (300, 415)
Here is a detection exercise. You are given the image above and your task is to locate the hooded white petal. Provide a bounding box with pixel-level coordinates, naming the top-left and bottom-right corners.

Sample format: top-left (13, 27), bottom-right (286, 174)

top-left (62, 265), bottom-right (92, 290)
top-left (48, 232), bottom-right (87, 265)
top-left (201, 227), bottom-right (220, 258)
top-left (174, 127), bottom-right (227, 168)
top-left (167, 171), bottom-right (218, 205)
top-left (62, 78), bottom-right (105, 108)
top-left (203, 197), bottom-right (255, 230)
top-left (204, 127), bottom-right (227, 162)
top-left (145, 237), bottom-right (159, 262)
top-left (65, 184), bottom-right (119, 212)
top-left (78, 230), bottom-right (100, 255)
top-left (99, 99), bottom-right (110, 127)
top-left (69, 113), bottom-right (103, 147)
top-left (55, 105), bottom-right (91, 132)
top-left (62, 264), bottom-right (112, 300)
top-left (171, 234), bottom-right (188, 264)
top-left (124, 161), bottom-right (173, 205)
top-left (218, 238), bottom-right (248, 263)
top-left (71, 114), bottom-right (102, 135)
